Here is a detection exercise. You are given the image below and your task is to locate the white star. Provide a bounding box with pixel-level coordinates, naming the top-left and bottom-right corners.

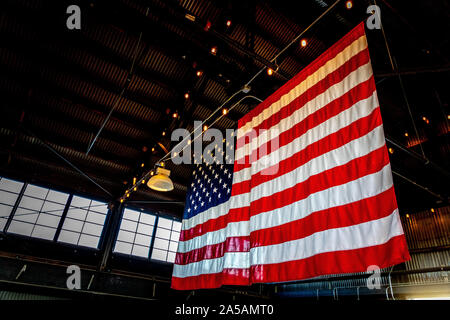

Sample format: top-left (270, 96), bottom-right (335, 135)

top-left (193, 187), bottom-right (196, 192)
top-left (218, 194), bottom-right (221, 199)
top-left (206, 192), bottom-right (209, 197)
top-left (224, 169), bottom-right (228, 174)
top-left (214, 174), bottom-right (219, 179)
top-left (194, 205), bottom-right (197, 210)
top-left (209, 197), bottom-right (212, 202)
top-left (213, 188), bottom-right (217, 193)
top-left (223, 183), bottom-right (227, 188)
top-left (219, 178), bottom-right (222, 183)
top-left (187, 208), bottom-right (191, 212)
top-left (201, 201), bottom-right (204, 207)
top-left (227, 188), bottom-right (231, 193)
top-left (228, 173), bottom-right (231, 178)
top-left (191, 200), bottom-right (194, 204)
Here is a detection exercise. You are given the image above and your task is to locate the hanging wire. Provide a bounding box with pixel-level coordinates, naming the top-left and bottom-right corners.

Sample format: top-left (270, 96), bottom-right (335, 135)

top-left (121, 0), bottom-right (343, 200)
top-left (86, 7), bottom-right (150, 155)
top-left (373, 0), bottom-right (426, 159)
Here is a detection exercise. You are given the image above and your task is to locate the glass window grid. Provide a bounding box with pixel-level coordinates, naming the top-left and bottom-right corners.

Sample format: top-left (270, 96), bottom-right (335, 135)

top-left (0, 177), bottom-right (24, 232)
top-left (113, 208), bottom-right (156, 259)
top-left (151, 217), bottom-right (181, 263)
top-left (57, 196), bottom-right (109, 249)
top-left (7, 184), bottom-right (69, 240)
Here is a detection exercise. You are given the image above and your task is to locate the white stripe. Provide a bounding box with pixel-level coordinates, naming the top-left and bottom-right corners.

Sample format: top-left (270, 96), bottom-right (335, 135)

top-left (182, 121), bottom-right (384, 231)
top-left (179, 163), bottom-right (394, 252)
top-left (235, 61), bottom-right (373, 162)
top-left (234, 90), bottom-right (379, 185)
top-left (250, 209), bottom-right (403, 265)
top-left (172, 251), bottom-right (249, 278)
top-left (237, 35), bottom-right (368, 138)
top-left (174, 209), bottom-right (403, 278)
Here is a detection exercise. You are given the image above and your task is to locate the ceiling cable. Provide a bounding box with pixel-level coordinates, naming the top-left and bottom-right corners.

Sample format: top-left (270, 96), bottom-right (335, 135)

top-left (121, 0), bottom-right (342, 201)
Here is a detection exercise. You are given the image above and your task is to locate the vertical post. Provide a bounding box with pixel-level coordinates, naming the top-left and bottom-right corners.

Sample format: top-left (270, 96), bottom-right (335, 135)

top-left (53, 194), bottom-right (73, 242)
top-left (148, 215), bottom-right (159, 260)
top-left (98, 201), bottom-right (123, 272)
top-left (4, 182), bottom-right (27, 233)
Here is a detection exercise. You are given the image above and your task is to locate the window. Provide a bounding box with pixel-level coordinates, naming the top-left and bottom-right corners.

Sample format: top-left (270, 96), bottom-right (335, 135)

top-left (7, 184), bottom-right (69, 240)
top-left (0, 177), bottom-right (24, 232)
top-left (113, 208), bottom-right (156, 258)
top-left (57, 195), bottom-right (108, 249)
top-left (151, 217), bottom-right (181, 263)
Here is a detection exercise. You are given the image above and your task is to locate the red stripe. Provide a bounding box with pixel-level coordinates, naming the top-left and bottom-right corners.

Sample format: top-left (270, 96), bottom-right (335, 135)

top-left (236, 47), bottom-right (370, 150)
top-left (171, 268), bottom-right (250, 290)
top-left (251, 186), bottom-right (397, 248)
top-left (234, 76), bottom-right (376, 172)
top-left (180, 205), bottom-right (249, 241)
top-left (251, 235), bottom-right (410, 283)
top-left (175, 236), bottom-right (250, 265)
top-left (181, 144), bottom-right (388, 242)
top-left (249, 146), bottom-right (390, 217)
top-left (178, 186), bottom-right (396, 264)
top-left (233, 106), bottom-right (383, 195)
top-left (238, 22), bottom-right (366, 129)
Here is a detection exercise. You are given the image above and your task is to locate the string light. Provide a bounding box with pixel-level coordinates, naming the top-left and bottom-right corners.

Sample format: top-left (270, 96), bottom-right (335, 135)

top-left (172, 111), bottom-right (179, 118)
top-left (431, 208), bottom-right (435, 213)
top-left (345, 1), bottom-right (353, 9)
top-left (267, 68), bottom-right (274, 76)
top-left (133, 187), bottom-right (137, 191)
top-left (203, 124), bottom-right (208, 131)
top-left (211, 46), bottom-right (217, 55)
top-left (226, 20), bottom-right (232, 27)
top-left (406, 214), bottom-right (410, 218)
top-left (162, 131), bottom-right (166, 136)
top-left (141, 162), bottom-right (145, 168)
top-left (300, 39), bottom-right (307, 47)
top-left (196, 70), bottom-right (203, 77)
top-left (404, 132), bottom-right (409, 137)
top-left (388, 147), bottom-right (394, 154)
top-left (152, 147), bottom-right (155, 152)
top-left (222, 108), bottom-right (228, 115)
top-left (120, 199), bottom-right (124, 203)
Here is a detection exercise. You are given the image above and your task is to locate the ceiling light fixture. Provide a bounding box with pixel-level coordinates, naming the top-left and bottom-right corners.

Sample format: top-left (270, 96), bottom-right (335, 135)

top-left (147, 167), bottom-right (174, 192)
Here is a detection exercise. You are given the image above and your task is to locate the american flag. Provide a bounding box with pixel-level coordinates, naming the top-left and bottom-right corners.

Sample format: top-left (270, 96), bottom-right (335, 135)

top-left (171, 23), bottom-right (410, 290)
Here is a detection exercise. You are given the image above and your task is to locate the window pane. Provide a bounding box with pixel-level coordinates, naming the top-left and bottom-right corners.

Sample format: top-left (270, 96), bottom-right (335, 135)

top-left (31, 225), bottom-right (56, 240)
top-left (0, 178), bottom-right (23, 193)
top-left (46, 190), bottom-right (69, 204)
top-left (0, 204), bottom-right (13, 218)
top-left (36, 213), bottom-right (61, 228)
top-left (82, 222), bottom-right (103, 237)
top-left (0, 217), bottom-right (7, 232)
top-left (0, 190), bottom-right (19, 206)
top-left (155, 227), bottom-right (171, 240)
top-left (117, 230), bottom-right (134, 243)
top-left (7, 220), bottom-right (33, 236)
top-left (24, 184), bottom-right (48, 199)
top-left (132, 245), bottom-right (149, 258)
top-left (18, 196), bottom-right (44, 211)
top-left (158, 217), bottom-right (172, 230)
top-left (70, 196), bottom-right (91, 209)
top-left (123, 209), bottom-right (140, 221)
top-left (136, 223), bottom-right (153, 236)
top-left (62, 218), bottom-right (83, 232)
top-left (58, 230), bottom-right (80, 245)
top-left (172, 221), bottom-right (182, 232)
top-left (86, 211), bottom-right (106, 225)
top-left (151, 248), bottom-right (167, 261)
top-left (114, 241), bottom-right (132, 255)
top-left (13, 208), bottom-right (39, 224)
top-left (167, 251), bottom-right (176, 263)
top-left (66, 208), bottom-right (88, 221)
top-left (169, 241), bottom-right (178, 252)
top-left (134, 234), bottom-right (151, 246)
top-left (153, 238), bottom-right (169, 250)
top-left (41, 202), bottom-right (65, 216)
top-left (139, 213), bottom-right (155, 225)
top-left (119, 219), bottom-right (137, 232)
top-left (170, 231), bottom-right (180, 242)
top-left (90, 201), bottom-right (108, 214)
top-left (78, 234), bottom-right (99, 248)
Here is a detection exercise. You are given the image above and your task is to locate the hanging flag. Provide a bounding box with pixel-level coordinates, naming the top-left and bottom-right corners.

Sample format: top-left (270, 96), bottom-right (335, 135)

top-left (172, 22), bottom-right (410, 290)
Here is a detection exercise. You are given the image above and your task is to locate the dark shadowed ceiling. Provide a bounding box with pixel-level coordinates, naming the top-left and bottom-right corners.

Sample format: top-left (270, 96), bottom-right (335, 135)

top-left (1, 0), bottom-right (449, 218)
